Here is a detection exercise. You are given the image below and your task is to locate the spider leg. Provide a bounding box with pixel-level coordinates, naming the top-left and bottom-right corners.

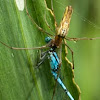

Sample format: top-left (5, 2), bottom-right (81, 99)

top-left (25, 0), bottom-right (53, 37)
top-left (59, 45), bottom-right (62, 63)
top-left (65, 37), bottom-right (100, 41)
top-left (0, 40), bottom-right (49, 50)
top-left (64, 40), bottom-right (74, 69)
top-left (51, 78), bottom-right (57, 100)
top-left (44, 0), bottom-right (58, 28)
top-left (51, 69), bottom-right (61, 100)
top-left (44, 11), bottom-right (55, 34)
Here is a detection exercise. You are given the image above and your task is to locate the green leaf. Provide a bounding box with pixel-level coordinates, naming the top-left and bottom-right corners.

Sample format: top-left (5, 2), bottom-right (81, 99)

top-left (62, 44), bottom-right (81, 100)
top-left (0, 0), bottom-right (80, 100)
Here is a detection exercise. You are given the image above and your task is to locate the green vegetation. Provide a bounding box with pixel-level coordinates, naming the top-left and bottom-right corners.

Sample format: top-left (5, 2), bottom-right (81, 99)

top-left (0, 0), bottom-right (100, 100)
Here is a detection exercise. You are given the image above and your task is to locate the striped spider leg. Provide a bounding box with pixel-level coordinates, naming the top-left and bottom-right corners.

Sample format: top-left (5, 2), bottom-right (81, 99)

top-left (64, 37), bottom-right (100, 68)
top-left (25, 0), bottom-right (58, 37)
top-left (25, 0), bottom-right (54, 37)
top-left (65, 37), bottom-right (100, 41)
top-left (0, 0), bottom-right (57, 50)
top-left (0, 40), bottom-right (49, 50)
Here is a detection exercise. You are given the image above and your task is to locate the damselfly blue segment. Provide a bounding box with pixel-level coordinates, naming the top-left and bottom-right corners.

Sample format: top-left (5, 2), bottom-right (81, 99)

top-left (49, 50), bottom-right (74, 100)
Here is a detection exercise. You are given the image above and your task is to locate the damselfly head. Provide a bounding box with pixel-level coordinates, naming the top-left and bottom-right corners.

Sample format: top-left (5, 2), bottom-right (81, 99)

top-left (45, 37), bottom-right (52, 43)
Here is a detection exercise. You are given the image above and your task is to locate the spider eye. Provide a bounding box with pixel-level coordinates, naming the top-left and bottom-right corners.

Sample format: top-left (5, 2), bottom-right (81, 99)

top-left (62, 29), bottom-right (66, 34)
top-left (45, 37), bottom-right (52, 43)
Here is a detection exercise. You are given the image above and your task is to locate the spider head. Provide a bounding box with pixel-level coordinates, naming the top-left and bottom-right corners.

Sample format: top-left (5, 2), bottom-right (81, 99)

top-left (45, 37), bottom-right (52, 43)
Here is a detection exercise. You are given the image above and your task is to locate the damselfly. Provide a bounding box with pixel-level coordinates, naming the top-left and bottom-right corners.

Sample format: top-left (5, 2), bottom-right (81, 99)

top-left (36, 37), bottom-right (74, 100)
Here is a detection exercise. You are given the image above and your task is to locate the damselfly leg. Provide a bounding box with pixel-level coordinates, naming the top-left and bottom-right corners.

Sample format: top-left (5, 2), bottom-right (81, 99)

top-left (36, 50), bottom-right (48, 68)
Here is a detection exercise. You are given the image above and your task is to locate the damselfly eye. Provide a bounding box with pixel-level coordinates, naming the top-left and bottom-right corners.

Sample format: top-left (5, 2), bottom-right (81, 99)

top-left (45, 37), bottom-right (52, 43)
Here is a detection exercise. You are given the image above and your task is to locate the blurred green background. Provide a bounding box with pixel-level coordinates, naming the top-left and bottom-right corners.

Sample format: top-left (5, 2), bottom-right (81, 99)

top-left (0, 0), bottom-right (100, 100)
